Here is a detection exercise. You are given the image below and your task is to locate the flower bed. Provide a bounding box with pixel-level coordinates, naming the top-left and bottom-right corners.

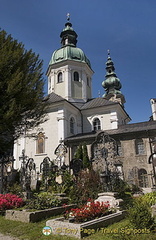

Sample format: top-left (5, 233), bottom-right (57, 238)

top-left (0, 194), bottom-right (24, 210)
top-left (46, 199), bottom-right (126, 238)
top-left (46, 210), bottom-right (127, 239)
top-left (64, 199), bottom-right (111, 223)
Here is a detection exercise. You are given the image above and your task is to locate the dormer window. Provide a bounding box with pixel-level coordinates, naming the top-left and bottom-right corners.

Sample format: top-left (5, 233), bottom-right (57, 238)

top-left (58, 72), bottom-right (63, 83)
top-left (93, 118), bottom-right (101, 131)
top-left (74, 71), bottom-right (79, 81)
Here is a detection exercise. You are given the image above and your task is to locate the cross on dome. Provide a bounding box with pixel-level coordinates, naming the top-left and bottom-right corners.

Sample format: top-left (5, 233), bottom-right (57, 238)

top-left (107, 49), bottom-right (111, 59)
top-left (67, 13), bottom-right (70, 21)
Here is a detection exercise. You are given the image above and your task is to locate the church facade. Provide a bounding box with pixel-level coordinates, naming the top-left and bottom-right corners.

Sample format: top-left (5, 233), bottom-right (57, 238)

top-left (13, 19), bottom-right (156, 192)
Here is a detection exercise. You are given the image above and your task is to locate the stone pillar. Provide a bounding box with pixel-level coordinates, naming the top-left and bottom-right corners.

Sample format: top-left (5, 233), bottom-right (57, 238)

top-left (57, 109), bottom-right (65, 141)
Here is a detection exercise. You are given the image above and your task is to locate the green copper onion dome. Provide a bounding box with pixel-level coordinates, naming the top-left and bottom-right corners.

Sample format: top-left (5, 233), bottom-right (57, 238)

top-left (102, 51), bottom-right (125, 105)
top-left (49, 15), bottom-right (91, 68)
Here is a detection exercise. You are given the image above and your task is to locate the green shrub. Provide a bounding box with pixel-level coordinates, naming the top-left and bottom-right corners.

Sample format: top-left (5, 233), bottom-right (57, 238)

top-left (25, 192), bottom-right (61, 210)
top-left (48, 170), bottom-right (75, 195)
top-left (7, 183), bottom-right (24, 198)
top-left (128, 198), bottom-right (155, 230)
top-left (141, 192), bottom-right (156, 206)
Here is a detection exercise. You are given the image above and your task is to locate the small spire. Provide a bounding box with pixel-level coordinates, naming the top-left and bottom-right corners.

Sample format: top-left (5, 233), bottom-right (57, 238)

top-left (102, 52), bottom-right (125, 105)
top-left (67, 13), bottom-right (70, 21)
top-left (60, 14), bottom-right (77, 47)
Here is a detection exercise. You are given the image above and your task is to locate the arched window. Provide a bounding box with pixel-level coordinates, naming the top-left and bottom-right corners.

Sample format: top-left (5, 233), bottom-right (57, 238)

top-left (70, 117), bottom-right (75, 134)
top-left (74, 71), bottom-right (79, 81)
top-left (138, 168), bottom-right (148, 187)
top-left (135, 139), bottom-right (145, 155)
top-left (93, 118), bottom-right (101, 131)
top-left (36, 132), bottom-right (45, 154)
top-left (58, 72), bottom-right (63, 83)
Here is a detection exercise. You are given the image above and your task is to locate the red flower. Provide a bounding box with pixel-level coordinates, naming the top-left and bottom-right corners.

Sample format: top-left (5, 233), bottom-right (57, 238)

top-left (0, 194), bottom-right (24, 210)
top-left (64, 199), bottom-right (111, 223)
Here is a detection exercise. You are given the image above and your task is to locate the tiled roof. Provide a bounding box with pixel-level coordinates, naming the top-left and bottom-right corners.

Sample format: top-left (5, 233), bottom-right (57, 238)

top-left (45, 92), bottom-right (65, 103)
top-left (65, 121), bottom-right (156, 142)
top-left (107, 121), bottom-right (156, 135)
top-left (80, 98), bottom-right (117, 110)
top-left (44, 95), bottom-right (117, 110)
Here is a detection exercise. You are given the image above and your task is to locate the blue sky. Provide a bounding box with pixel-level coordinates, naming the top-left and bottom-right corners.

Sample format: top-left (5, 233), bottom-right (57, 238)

top-left (1, 0), bottom-right (156, 123)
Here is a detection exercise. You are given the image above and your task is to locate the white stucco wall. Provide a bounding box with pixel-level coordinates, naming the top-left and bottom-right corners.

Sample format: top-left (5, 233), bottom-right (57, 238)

top-left (47, 61), bottom-right (93, 102)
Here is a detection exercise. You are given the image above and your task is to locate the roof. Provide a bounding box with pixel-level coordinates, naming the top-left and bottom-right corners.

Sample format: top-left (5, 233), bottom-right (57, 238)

top-left (49, 46), bottom-right (91, 68)
top-left (107, 120), bottom-right (156, 135)
top-left (45, 92), bottom-right (81, 111)
top-left (65, 120), bottom-right (156, 142)
top-left (45, 92), bottom-right (65, 103)
top-left (45, 94), bottom-right (118, 110)
top-left (80, 97), bottom-right (117, 110)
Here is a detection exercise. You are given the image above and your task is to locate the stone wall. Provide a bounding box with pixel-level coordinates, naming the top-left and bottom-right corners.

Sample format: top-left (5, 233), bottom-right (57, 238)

top-left (47, 210), bottom-right (127, 239)
top-left (5, 204), bottom-right (76, 223)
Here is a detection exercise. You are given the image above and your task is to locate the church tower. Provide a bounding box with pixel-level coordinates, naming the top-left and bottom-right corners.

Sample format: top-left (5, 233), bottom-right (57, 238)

top-left (47, 15), bottom-right (93, 103)
top-left (102, 51), bottom-right (125, 106)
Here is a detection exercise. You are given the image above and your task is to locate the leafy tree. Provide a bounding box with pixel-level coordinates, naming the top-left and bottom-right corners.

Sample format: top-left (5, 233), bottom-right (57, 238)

top-left (75, 143), bottom-right (83, 160)
top-left (74, 143), bottom-right (91, 169)
top-left (0, 30), bottom-right (47, 155)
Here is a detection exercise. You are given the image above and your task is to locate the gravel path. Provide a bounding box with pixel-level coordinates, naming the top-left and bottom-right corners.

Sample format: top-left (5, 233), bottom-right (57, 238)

top-left (0, 233), bottom-right (19, 240)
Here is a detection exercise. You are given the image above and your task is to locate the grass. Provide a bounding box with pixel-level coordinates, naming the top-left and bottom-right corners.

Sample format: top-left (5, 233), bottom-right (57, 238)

top-left (0, 215), bottom-right (155, 240)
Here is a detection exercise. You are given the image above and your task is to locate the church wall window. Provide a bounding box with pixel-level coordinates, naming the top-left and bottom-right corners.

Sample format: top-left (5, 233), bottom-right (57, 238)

top-left (93, 118), bottom-right (101, 131)
top-left (58, 72), bottom-right (63, 83)
top-left (70, 117), bottom-right (75, 134)
top-left (73, 71), bottom-right (79, 81)
top-left (36, 132), bottom-right (45, 154)
top-left (135, 139), bottom-right (145, 155)
top-left (138, 168), bottom-right (148, 188)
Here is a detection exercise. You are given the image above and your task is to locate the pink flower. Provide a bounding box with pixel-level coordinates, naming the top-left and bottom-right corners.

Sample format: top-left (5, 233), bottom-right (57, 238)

top-left (0, 194), bottom-right (24, 210)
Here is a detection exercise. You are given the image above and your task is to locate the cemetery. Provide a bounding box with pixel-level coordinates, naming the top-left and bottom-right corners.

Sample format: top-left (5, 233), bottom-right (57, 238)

top-left (0, 132), bottom-right (155, 239)
top-left (1, 11), bottom-right (156, 240)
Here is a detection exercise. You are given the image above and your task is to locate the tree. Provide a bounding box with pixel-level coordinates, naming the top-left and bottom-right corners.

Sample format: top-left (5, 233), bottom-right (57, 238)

top-left (74, 143), bottom-right (91, 169)
top-left (82, 142), bottom-right (91, 169)
top-left (74, 144), bottom-right (83, 160)
top-left (0, 30), bottom-right (47, 155)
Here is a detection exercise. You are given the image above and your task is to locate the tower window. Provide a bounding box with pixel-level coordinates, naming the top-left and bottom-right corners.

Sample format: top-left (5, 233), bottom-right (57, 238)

top-left (93, 118), bottom-right (101, 131)
top-left (74, 71), bottom-right (79, 81)
top-left (70, 117), bottom-right (75, 134)
top-left (36, 132), bottom-right (45, 154)
top-left (58, 72), bottom-right (63, 83)
top-left (135, 139), bottom-right (145, 155)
